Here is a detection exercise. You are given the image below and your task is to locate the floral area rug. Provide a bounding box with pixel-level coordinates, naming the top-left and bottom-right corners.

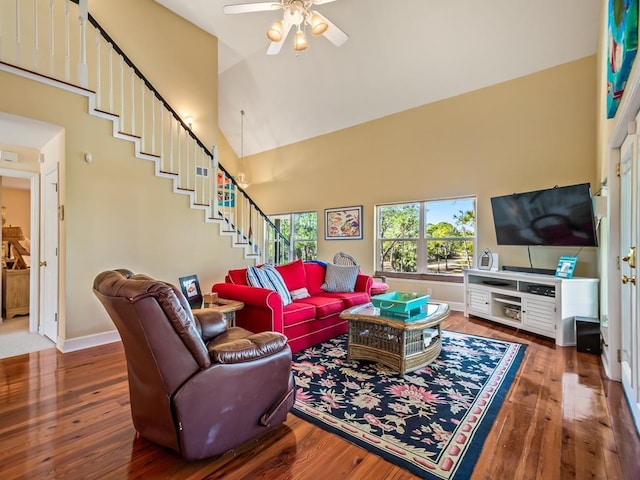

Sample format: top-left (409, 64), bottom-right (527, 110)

top-left (291, 331), bottom-right (526, 480)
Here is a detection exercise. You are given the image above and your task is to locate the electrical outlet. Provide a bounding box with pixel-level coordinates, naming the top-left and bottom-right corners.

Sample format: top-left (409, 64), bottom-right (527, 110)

top-left (427, 288), bottom-right (432, 295)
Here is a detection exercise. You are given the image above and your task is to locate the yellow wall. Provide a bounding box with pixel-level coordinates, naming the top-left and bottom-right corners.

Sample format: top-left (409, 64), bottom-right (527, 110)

top-left (0, 72), bottom-right (250, 340)
top-left (89, 0), bottom-right (219, 150)
top-left (217, 126), bottom-right (241, 175)
top-left (1, 187), bottom-right (30, 239)
top-left (246, 56), bottom-right (599, 291)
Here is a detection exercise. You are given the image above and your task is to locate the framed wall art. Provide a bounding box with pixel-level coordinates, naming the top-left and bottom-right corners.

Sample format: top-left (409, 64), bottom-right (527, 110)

top-left (325, 205), bottom-right (363, 240)
top-left (216, 172), bottom-right (236, 207)
top-left (217, 189), bottom-right (236, 208)
top-left (607, 0), bottom-right (639, 118)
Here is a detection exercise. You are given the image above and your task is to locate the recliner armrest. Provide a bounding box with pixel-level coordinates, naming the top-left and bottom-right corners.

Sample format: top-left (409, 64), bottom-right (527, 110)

top-left (192, 309), bottom-right (226, 341)
top-left (208, 331), bottom-right (288, 364)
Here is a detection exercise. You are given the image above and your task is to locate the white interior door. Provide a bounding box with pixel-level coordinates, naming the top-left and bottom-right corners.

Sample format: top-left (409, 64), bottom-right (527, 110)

top-left (41, 166), bottom-right (59, 342)
top-left (620, 131), bottom-right (640, 430)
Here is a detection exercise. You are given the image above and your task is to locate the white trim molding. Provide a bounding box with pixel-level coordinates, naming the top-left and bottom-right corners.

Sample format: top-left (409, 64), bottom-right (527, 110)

top-left (58, 329), bottom-right (121, 353)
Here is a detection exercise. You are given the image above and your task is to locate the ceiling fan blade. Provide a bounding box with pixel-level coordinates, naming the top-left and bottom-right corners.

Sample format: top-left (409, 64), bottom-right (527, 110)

top-left (316, 12), bottom-right (348, 47)
top-left (223, 2), bottom-right (281, 15)
top-left (312, 0), bottom-right (338, 5)
top-left (266, 18), bottom-right (293, 55)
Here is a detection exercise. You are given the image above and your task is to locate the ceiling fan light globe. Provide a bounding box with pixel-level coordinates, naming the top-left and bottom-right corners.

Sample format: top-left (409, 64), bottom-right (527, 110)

top-left (293, 30), bottom-right (308, 51)
top-left (310, 14), bottom-right (328, 36)
top-left (267, 20), bottom-right (283, 42)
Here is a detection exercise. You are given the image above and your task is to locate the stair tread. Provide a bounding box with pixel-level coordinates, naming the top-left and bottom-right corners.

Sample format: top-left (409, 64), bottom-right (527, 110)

top-left (94, 108), bottom-right (119, 118)
top-left (117, 131), bottom-right (141, 139)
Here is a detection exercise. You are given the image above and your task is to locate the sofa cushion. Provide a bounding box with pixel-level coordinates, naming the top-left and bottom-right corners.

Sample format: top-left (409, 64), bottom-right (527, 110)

top-left (320, 291), bottom-right (370, 308)
top-left (282, 301), bottom-right (316, 327)
top-left (275, 259), bottom-right (307, 291)
top-left (228, 268), bottom-right (249, 285)
top-left (303, 262), bottom-right (327, 295)
top-left (296, 296), bottom-right (345, 319)
top-left (246, 266), bottom-right (293, 306)
top-left (321, 263), bottom-right (359, 293)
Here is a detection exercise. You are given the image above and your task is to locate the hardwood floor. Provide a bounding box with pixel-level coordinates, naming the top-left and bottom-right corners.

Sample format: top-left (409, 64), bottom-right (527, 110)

top-left (0, 312), bottom-right (639, 479)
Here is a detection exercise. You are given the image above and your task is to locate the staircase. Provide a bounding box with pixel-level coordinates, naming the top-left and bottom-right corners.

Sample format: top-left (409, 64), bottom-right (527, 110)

top-left (0, 0), bottom-right (289, 264)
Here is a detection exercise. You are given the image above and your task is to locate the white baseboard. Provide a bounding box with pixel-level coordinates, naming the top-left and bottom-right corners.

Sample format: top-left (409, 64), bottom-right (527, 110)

top-left (447, 301), bottom-right (464, 312)
top-left (59, 329), bottom-right (121, 353)
top-left (430, 300), bottom-right (463, 313)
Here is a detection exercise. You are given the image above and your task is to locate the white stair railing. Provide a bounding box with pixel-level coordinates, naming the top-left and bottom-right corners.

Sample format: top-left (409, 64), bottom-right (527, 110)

top-left (0, 0), bottom-right (290, 263)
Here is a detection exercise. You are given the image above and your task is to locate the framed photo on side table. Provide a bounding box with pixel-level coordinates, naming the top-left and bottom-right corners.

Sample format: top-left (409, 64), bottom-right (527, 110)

top-left (325, 205), bottom-right (363, 240)
top-left (555, 256), bottom-right (577, 279)
top-left (179, 274), bottom-right (203, 309)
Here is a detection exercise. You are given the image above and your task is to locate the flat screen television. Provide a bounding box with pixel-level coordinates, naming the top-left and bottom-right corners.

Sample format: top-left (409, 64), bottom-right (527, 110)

top-left (490, 183), bottom-right (598, 247)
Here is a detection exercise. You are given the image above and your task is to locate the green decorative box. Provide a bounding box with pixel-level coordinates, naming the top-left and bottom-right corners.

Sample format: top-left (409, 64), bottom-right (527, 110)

top-left (371, 291), bottom-right (430, 316)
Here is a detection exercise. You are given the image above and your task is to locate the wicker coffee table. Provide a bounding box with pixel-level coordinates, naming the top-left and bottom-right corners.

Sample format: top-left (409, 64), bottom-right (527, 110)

top-left (340, 302), bottom-right (450, 375)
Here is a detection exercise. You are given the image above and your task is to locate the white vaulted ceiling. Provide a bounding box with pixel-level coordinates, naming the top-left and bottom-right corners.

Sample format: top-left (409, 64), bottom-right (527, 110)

top-left (153, 0), bottom-right (601, 157)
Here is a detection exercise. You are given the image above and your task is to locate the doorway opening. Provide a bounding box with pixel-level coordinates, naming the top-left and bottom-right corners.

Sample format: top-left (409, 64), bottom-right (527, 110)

top-left (0, 112), bottom-right (63, 357)
top-left (0, 170), bottom-right (54, 357)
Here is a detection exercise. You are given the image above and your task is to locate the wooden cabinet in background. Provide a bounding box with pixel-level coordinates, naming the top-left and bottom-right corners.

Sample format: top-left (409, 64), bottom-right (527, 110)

top-left (2, 268), bottom-right (30, 319)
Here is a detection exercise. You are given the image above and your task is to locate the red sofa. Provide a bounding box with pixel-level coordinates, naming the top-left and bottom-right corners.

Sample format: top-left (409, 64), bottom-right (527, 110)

top-left (212, 260), bottom-right (372, 352)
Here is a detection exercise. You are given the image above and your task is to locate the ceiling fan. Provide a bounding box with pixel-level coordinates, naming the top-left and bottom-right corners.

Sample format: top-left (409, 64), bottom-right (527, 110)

top-left (223, 0), bottom-right (348, 55)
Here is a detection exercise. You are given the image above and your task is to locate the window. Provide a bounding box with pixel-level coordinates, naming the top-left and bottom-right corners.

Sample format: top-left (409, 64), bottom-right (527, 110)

top-left (376, 197), bottom-right (476, 278)
top-left (268, 211), bottom-right (318, 262)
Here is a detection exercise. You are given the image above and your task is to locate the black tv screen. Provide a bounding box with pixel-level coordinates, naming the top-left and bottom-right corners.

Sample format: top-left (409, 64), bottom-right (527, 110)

top-left (490, 183), bottom-right (598, 247)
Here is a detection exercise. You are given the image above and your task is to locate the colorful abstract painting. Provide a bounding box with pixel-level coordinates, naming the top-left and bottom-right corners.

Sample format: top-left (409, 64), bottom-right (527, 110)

top-left (325, 205), bottom-right (363, 240)
top-left (216, 173), bottom-right (236, 207)
top-left (607, 0), bottom-right (639, 118)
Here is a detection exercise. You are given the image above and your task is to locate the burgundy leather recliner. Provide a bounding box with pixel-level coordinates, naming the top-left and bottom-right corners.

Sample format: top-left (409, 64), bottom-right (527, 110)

top-left (93, 269), bottom-right (295, 461)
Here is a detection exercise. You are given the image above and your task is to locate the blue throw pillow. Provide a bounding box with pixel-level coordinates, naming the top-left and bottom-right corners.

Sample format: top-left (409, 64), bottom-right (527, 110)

top-left (246, 265), bottom-right (293, 306)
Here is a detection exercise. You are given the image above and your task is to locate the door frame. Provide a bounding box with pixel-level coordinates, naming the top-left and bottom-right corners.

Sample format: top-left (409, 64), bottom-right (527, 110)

top-left (0, 168), bottom-right (40, 332)
top-left (41, 164), bottom-right (59, 342)
top-left (618, 133), bottom-right (637, 399)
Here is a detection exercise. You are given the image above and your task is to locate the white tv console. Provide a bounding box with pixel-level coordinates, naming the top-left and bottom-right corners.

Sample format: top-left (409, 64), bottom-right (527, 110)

top-left (463, 269), bottom-right (599, 346)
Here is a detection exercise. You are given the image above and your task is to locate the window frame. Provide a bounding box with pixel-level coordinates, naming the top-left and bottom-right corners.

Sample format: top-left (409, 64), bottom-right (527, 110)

top-left (375, 197), bottom-right (477, 282)
top-left (268, 210), bottom-right (318, 262)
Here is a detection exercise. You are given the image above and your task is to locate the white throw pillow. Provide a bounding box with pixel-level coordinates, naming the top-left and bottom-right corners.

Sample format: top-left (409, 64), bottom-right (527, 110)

top-left (246, 265), bottom-right (293, 306)
top-left (321, 263), bottom-right (359, 293)
top-left (290, 287), bottom-right (311, 300)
